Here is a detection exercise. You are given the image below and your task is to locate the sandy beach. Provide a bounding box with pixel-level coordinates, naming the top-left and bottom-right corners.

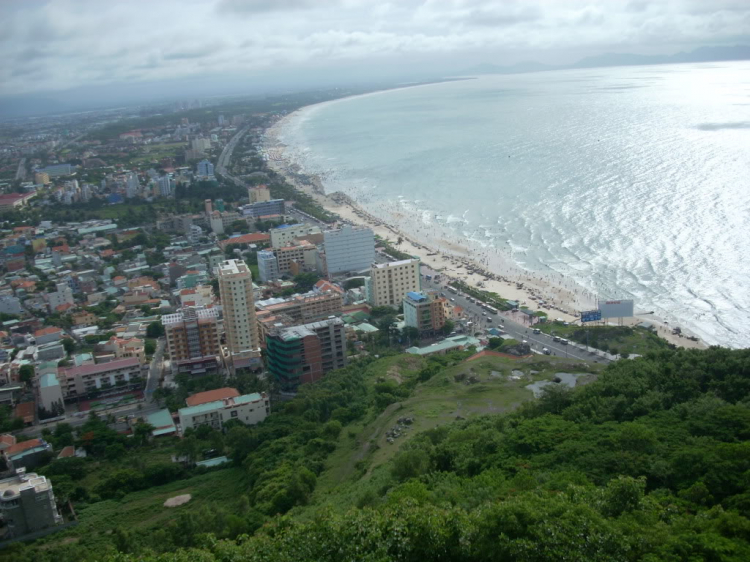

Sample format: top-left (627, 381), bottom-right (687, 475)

top-left (262, 114), bottom-right (705, 350)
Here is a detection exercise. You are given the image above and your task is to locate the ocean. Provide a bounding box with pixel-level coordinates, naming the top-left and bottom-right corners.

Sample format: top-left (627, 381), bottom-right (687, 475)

top-left (274, 62), bottom-right (750, 348)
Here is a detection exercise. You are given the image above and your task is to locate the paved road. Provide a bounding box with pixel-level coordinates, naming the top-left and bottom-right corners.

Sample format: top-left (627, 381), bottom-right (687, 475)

top-left (420, 274), bottom-right (611, 363)
top-left (145, 338), bottom-right (166, 403)
top-left (216, 125), bottom-right (249, 184)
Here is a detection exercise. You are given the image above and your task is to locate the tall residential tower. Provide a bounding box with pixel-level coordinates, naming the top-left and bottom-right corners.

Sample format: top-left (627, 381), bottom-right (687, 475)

top-left (217, 259), bottom-right (261, 370)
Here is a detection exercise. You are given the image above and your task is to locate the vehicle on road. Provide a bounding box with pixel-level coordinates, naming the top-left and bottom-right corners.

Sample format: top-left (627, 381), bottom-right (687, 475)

top-left (543, 348), bottom-right (551, 355)
top-left (533, 328), bottom-right (541, 334)
top-left (560, 339), bottom-right (569, 345)
top-left (553, 336), bottom-right (560, 342)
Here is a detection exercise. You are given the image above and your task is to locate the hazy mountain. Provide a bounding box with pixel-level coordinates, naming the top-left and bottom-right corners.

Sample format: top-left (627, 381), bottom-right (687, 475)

top-left (461, 45), bottom-right (750, 76)
top-left (460, 61), bottom-right (554, 75)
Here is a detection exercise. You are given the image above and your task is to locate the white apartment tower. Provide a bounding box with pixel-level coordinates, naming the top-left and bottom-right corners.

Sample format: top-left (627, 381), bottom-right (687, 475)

top-left (366, 258), bottom-right (421, 308)
top-left (323, 224), bottom-right (375, 275)
top-left (217, 259), bottom-right (261, 367)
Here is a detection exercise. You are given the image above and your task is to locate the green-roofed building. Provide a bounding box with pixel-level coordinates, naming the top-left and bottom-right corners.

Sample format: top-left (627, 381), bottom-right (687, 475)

top-left (37, 372), bottom-right (64, 415)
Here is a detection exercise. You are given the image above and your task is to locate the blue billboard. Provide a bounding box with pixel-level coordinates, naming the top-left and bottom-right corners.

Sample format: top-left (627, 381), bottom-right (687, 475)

top-left (581, 310), bottom-right (602, 323)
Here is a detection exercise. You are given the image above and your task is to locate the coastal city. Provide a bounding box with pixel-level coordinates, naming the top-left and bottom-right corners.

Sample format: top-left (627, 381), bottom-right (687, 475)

top-left (0, 91), bottom-right (705, 546)
top-left (2, 0), bottom-right (749, 553)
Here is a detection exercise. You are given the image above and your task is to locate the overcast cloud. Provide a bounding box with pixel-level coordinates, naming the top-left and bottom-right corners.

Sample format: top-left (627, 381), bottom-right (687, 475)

top-left (1, 0), bottom-right (749, 98)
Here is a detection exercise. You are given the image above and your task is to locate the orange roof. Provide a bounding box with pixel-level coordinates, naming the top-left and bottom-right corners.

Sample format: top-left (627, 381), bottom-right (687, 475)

top-left (14, 402), bottom-right (35, 421)
top-left (219, 232), bottom-right (270, 248)
top-left (57, 445), bottom-right (75, 458)
top-left (185, 387), bottom-right (240, 407)
top-left (34, 326), bottom-right (63, 337)
top-left (180, 288), bottom-right (196, 295)
top-left (5, 438), bottom-right (42, 455)
top-left (55, 303), bottom-right (76, 313)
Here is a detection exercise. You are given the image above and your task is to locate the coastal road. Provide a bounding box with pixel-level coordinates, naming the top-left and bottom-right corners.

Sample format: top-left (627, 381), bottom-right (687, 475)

top-left (216, 125), bottom-right (249, 184)
top-left (420, 274), bottom-right (611, 363)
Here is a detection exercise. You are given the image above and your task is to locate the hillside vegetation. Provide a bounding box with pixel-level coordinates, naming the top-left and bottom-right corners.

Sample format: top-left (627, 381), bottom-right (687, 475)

top-left (5, 347), bottom-right (750, 561)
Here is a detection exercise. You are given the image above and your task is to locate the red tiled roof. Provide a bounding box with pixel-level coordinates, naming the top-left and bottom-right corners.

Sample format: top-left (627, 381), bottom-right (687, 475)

top-left (185, 387), bottom-right (240, 407)
top-left (57, 445), bottom-right (75, 458)
top-left (14, 402), bottom-right (35, 421)
top-left (5, 438), bottom-right (42, 455)
top-left (219, 232), bottom-right (270, 248)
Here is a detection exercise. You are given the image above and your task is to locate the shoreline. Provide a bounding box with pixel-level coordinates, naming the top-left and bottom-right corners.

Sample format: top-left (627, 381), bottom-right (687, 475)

top-left (262, 110), bottom-right (706, 351)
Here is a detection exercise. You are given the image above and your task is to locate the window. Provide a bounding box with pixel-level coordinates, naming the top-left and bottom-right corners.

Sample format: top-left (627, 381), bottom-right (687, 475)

top-left (231, 410), bottom-right (238, 418)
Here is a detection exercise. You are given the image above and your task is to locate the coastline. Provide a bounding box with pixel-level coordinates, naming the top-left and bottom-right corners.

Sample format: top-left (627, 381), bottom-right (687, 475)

top-left (262, 109), bottom-right (706, 351)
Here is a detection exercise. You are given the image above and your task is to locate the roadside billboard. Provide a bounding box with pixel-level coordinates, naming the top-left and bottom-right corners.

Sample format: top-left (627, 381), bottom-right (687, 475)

top-left (598, 299), bottom-right (634, 318)
top-left (581, 310), bottom-right (602, 323)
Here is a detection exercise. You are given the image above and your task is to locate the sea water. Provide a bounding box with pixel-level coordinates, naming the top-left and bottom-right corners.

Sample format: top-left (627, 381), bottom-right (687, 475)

top-left (276, 62), bottom-right (750, 348)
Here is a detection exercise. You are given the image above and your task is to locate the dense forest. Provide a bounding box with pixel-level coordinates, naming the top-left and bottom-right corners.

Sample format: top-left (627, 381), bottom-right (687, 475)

top-left (5, 347), bottom-right (750, 561)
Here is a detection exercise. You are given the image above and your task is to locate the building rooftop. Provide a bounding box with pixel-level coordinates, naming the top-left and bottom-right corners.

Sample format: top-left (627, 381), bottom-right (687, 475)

top-left (0, 472), bottom-right (51, 500)
top-left (5, 438), bottom-right (44, 456)
top-left (178, 392), bottom-right (264, 417)
top-left (406, 335), bottom-right (481, 356)
top-left (373, 258), bottom-right (418, 269)
top-left (185, 387), bottom-right (240, 407)
top-left (60, 356), bottom-right (140, 378)
top-left (39, 373), bottom-right (59, 388)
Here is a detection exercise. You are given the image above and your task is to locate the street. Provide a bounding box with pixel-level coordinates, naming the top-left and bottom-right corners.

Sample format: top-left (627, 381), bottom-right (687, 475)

top-left (420, 272), bottom-right (612, 363)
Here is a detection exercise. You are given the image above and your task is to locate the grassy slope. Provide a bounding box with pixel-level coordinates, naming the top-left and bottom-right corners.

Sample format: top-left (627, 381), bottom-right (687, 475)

top-left (538, 322), bottom-right (671, 355)
top-left (309, 354), bottom-right (604, 512)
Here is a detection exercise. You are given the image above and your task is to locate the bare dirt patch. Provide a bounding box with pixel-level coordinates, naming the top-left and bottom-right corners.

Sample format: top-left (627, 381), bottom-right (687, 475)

top-left (163, 494), bottom-right (192, 507)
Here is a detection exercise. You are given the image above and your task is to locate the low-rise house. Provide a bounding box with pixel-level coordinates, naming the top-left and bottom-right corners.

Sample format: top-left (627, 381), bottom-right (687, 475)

top-left (3, 438), bottom-right (51, 470)
top-left (57, 357), bottom-right (145, 400)
top-left (178, 391), bottom-right (269, 432)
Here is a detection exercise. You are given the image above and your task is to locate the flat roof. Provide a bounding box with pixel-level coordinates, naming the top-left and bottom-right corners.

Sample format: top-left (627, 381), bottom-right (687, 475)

top-left (373, 258), bottom-right (418, 269)
top-left (39, 373), bottom-right (59, 388)
top-left (60, 356), bottom-right (140, 378)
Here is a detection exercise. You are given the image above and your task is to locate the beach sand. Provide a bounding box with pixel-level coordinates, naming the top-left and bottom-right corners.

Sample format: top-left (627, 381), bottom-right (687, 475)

top-left (263, 115), bottom-right (705, 350)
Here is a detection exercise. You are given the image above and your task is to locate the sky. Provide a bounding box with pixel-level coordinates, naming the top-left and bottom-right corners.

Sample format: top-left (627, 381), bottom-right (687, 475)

top-left (1, 0), bottom-right (749, 107)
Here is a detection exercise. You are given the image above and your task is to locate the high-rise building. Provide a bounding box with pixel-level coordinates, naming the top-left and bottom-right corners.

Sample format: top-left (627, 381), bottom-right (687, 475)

top-left (248, 184), bottom-right (271, 204)
top-left (217, 259), bottom-right (261, 369)
top-left (162, 307), bottom-right (221, 376)
top-left (403, 291), bottom-right (448, 334)
top-left (269, 223), bottom-right (322, 248)
top-left (204, 199), bottom-right (213, 216)
top-left (265, 318), bottom-right (347, 390)
top-left (218, 114), bottom-right (226, 126)
top-left (275, 242), bottom-right (317, 275)
top-left (257, 250), bottom-right (280, 283)
top-left (34, 172), bottom-right (50, 185)
top-left (323, 224), bottom-right (375, 275)
top-left (158, 175), bottom-right (172, 197)
top-left (0, 470), bottom-right (63, 538)
top-left (197, 160), bottom-right (214, 177)
top-left (366, 258), bottom-right (421, 308)
top-left (126, 172), bottom-right (139, 198)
